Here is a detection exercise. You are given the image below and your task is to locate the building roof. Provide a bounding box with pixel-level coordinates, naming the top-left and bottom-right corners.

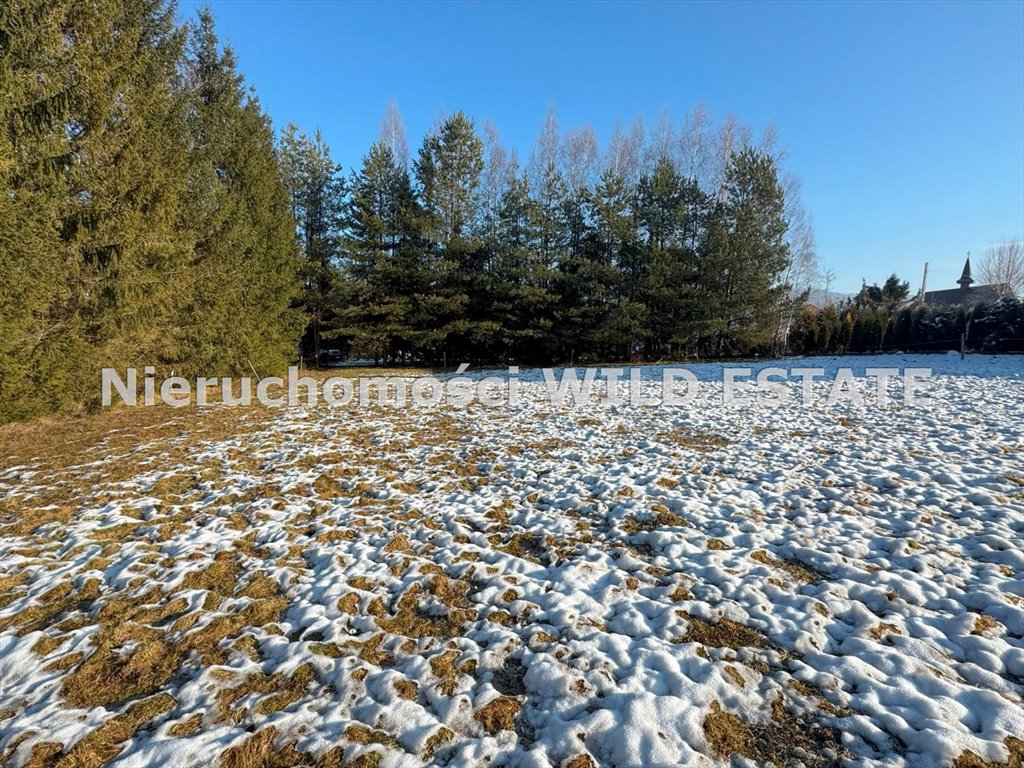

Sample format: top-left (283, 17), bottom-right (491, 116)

top-left (921, 284), bottom-right (1005, 308)
top-left (957, 257), bottom-right (975, 289)
top-left (918, 255), bottom-right (1011, 308)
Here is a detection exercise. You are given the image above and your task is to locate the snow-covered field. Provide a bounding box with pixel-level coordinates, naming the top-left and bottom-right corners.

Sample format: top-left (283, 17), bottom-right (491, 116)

top-left (1, 354), bottom-right (1022, 768)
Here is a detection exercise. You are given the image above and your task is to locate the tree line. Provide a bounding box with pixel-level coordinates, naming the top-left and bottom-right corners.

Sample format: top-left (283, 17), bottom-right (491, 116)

top-left (789, 275), bottom-right (1024, 355)
top-left (285, 109), bottom-right (820, 368)
top-left (1, 1), bottom-right (818, 422)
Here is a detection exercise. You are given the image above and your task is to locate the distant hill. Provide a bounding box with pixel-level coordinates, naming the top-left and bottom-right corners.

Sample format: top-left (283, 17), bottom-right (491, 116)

top-left (805, 287), bottom-right (853, 307)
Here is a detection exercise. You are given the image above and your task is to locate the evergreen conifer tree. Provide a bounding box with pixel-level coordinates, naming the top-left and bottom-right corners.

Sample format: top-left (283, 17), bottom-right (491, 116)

top-left (278, 125), bottom-right (345, 362)
top-left (340, 142), bottom-right (423, 361)
top-left (180, 10), bottom-right (302, 376)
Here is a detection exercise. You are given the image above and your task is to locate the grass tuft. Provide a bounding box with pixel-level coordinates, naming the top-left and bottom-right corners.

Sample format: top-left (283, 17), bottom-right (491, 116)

top-left (702, 698), bottom-right (844, 766)
top-left (473, 696), bottom-right (522, 735)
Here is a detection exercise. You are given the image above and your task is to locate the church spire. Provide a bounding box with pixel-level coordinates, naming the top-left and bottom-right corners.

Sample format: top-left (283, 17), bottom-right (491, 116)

top-left (957, 253), bottom-right (974, 289)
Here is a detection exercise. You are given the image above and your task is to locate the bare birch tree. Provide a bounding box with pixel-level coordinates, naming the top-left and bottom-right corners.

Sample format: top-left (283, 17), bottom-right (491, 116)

top-left (605, 117), bottom-right (644, 185)
top-left (562, 124), bottom-right (599, 194)
top-left (644, 110), bottom-right (677, 172)
top-left (379, 100), bottom-right (409, 169)
top-left (528, 106), bottom-right (560, 194)
top-left (679, 102), bottom-right (712, 186)
top-left (712, 113), bottom-right (751, 199)
top-left (480, 120), bottom-right (516, 239)
top-left (978, 240), bottom-right (1024, 297)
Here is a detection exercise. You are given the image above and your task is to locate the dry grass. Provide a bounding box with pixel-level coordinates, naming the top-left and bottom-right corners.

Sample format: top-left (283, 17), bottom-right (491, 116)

top-left (423, 727), bottom-right (455, 761)
top-left (377, 583), bottom-right (476, 640)
top-left (490, 531), bottom-right (547, 564)
top-left (218, 727), bottom-right (321, 768)
top-left (1, 407), bottom-right (192, 471)
top-left (473, 696), bottom-right (522, 735)
top-left (393, 679), bottom-right (418, 701)
top-left (1, 398), bottom-right (263, 477)
top-left (0, 503), bottom-right (79, 538)
top-left (345, 633), bottom-right (394, 667)
top-left (62, 623), bottom-right (180, 709)
top-left (167, 713), bottom-right (204, 738)
top-left (723, 666), bottom-right (746, 688)
top-left (953, 738), bottom-right (1024, 768)
top-left (751, 550), bottom-right (826, 584)
top-left (677, 613), bottom-right (776, 651)
top-left (427, 648), bottom-right (477, 696)
top-left (869, 622), bottom-right (902, 641)
top-left (50, 693), bottom-right (176, 768)
top-left (0, 578), bottom-right (102, 636)
top-left (217, 663), bottom-right (315, 722)
top-left (344, 725), bottom-right (398, 749)
top-left (22, 741), bottom-right (65, 768)
top-left (621, 506), bottom-right (689, 535)
top-left (787, 679), bottom-right (848, 717)
top-left (971, 615), bottom-right (1002, 636)
top-left (182, 551), bottom-right (242, 596)
top-left (660, 427), bottom-right (731, 452)
top-left (702, 698), bottom-right (844, 767)
top-left (309, 641), bottom-right (344, 658)
top-left (184, 594), bottom-right (288, 665)
top-left (53, 565), bottom-right (286, 710)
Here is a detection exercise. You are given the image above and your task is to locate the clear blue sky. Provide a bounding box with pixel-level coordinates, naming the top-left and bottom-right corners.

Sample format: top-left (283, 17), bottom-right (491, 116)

top-left (182, 0), bottom-right (1023, 294)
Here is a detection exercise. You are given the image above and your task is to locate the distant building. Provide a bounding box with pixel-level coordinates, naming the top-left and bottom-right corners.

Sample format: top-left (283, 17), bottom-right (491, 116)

top-left (918, 257), bottom-right (1008, 308)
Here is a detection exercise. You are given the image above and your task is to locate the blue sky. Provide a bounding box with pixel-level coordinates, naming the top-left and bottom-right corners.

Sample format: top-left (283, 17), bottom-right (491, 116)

top-left (182, 0), bottom-right (1023, 294)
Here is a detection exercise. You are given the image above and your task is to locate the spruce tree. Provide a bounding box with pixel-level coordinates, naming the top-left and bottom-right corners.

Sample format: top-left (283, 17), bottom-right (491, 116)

top-left (1, 0), bottom-right (192, 416)
top-left (65, 0), bottom-right (193, 376)
top-left (0, 0), bottom-right (83, 419)
top-left (180, 10), bottom-right (302, 377)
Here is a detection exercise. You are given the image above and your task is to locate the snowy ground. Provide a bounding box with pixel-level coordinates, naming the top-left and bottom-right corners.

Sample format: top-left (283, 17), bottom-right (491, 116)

top-left (1, 354), bottom-right (1022, 768)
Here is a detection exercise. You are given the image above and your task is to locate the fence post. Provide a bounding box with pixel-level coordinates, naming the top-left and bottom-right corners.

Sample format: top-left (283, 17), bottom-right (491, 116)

top-left (960, 333), bottom-right (965, 360)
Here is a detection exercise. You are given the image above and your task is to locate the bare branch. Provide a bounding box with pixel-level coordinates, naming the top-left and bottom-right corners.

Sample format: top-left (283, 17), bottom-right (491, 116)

top-left (978, 239), bottom-right (1024, 297)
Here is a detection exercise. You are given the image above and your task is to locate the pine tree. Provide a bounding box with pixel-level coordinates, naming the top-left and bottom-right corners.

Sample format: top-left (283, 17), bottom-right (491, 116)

top-left (278, 125), bottom-right (345, 362)
top-left (532, 160), bottom-right (570, 267)
top-left (415, 111), bottom-right (485, 244)
top-left (340, 141), bottom-right (423, 361)
top-left (635, 158), bottom-right (708, 356)
top-left (636, 156), bottom-right (686, 250)
top-left (489, 173), bottom-right (559, 361)
top-left (588, 167), bottom-right (645, 358)
top-left (701, 148), bottom-right (791, 355)
top-left (413, 112), bottom-right (488, 362)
